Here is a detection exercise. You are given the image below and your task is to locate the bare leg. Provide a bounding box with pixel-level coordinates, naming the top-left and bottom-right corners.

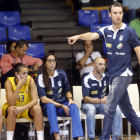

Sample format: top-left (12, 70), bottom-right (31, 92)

top-left (30, 105), bottom-right (43, 131)
top-left (0, 109), bottom-right (3, 135)
top-left (7, 106), bottom-right (16, 131)
top-left (54, 132), bottom-right (60, 140)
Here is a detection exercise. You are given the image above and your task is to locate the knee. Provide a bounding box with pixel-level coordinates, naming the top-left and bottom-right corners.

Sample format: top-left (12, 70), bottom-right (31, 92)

top-left (7, 106), bottom-right (15, 116)
top-left (0, 109), bottom-right (2, 117)
top-left (32, 105), bottom-right (42, 115)
top-left (69, 104), bottom-right (78, 111)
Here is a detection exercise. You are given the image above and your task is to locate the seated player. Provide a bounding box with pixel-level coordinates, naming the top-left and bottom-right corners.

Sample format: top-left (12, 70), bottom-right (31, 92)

top-left (36, 53), bottom-right (83, 140)
top-left (2, 63), bottom-right (44, 140)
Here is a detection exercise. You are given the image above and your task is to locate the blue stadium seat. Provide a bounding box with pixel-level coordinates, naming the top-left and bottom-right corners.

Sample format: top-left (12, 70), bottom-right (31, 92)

top-left (0, 44), bottom-right (6, 58)
top-left (8, 26), bottom-right (31, 41)
top-left (0, 27), bottom-right (7, 41)
top-left (101, 10), bottom-right (112, 24)
top-left (90, 23), bottom-right (110, 32)
top-left (0, 11), bottom-right (21, 27)
top-left (26, 43), bottom-right (45, 58)
top-left (78, 10), bottom-right (100, 26)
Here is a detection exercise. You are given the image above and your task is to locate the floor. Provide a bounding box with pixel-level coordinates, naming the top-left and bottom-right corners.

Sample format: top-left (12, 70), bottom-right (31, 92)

top-left (94, 136), bottom-right (138, 140)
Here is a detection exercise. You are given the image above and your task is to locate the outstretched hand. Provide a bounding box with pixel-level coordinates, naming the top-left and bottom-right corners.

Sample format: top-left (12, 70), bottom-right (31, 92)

top-left (67, 35), bottom-right (78, 45)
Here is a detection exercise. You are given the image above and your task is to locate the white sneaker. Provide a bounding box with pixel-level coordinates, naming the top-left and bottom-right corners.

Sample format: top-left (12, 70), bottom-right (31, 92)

top-left (135, 136), bottom-right (140, 140)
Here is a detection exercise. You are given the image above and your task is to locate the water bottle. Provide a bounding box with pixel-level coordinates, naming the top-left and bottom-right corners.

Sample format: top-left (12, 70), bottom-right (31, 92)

top-left (1, 123), bottom-right (6, 140)
top-left (28, 123), bottom-right (35, 140)
top-left (62, 125), bottom-right (69, 140)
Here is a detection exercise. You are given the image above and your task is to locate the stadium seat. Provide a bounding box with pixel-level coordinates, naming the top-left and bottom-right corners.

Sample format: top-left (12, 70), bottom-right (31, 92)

top-left (8, 26), bottom-right (31, 41)
top-left (90, 23), bottom-right (110, 32)
top-left (0, 44), bottom-right (6, 58)
top-left (78, 10), bottom-right (100, 26)
top-left (26, 43), bottom-right (45, 58)
top-left (0, 27), bottom-right (7, 41)
top-left (0, 11), bottom-right (21, 27)
top-left (101, 10), bottom-right (112, 24)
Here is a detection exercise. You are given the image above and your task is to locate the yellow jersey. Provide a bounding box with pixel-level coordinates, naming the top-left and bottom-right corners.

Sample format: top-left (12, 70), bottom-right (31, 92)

top-left (7, 76), bottom-right (31, 106)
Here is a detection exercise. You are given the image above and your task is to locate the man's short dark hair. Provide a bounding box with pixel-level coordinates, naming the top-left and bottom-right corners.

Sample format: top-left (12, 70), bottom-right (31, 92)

top-left (83, 40), bottom-right (93, 46)
top-left (109, 2), bottom-right (123, 13)
top-left (15, 39), bottom-right (29, 49)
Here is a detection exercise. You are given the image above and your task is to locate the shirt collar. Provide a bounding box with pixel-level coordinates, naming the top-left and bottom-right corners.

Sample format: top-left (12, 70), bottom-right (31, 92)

top-left (90, 71), bottom-right (105, 82)
top-left (108, 23), bottom-right (126, 31)
top-left (49, 69), bottom-right (58, 78)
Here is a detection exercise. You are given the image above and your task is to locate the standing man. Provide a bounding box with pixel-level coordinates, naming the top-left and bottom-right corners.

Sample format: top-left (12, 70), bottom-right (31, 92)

top-left (76, 40), bottom-right (101, 77)
top-left (81, 57), bottom-right (122, 140)
top-left (68, 2), bottom-right (140, 140)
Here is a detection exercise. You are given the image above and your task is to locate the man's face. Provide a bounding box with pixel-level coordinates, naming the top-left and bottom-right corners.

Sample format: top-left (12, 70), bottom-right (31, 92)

top-left (109, 6), bottom-right (123, 25)
top-left (17, 45), bottom-right (28, 57)
top-left (94, 58), bottom-right (105, 76)
top-left (83, 40), bottom-right (93, 51)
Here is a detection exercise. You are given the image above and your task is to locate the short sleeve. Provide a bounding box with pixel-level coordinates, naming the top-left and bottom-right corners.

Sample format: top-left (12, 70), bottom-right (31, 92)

top-left (36, 74), bottom-right (47, 98)
top-left (75, 52), bottom-right (84, 63)
top-left (96, 27), bottom-right (106, 40)
top-left (82, 75), bottom-right (91, 97)
top-left (61, 70), bottom-right (70, 93)
top-left (130, 28), bottom-right (140, 48)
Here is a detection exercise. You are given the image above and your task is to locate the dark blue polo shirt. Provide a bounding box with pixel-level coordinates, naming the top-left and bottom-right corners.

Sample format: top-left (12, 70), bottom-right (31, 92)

top-left (82, 72), bottom-right (109, 103)
top-left (97, 23), bottom-right (140, 78)
top-left (36, 69), bottom-right (70, 107)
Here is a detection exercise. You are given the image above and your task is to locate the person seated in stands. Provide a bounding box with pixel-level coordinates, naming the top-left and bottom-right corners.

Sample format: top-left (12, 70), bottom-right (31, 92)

top-left (6, 41), bottom-right (16, 54)
top-left (1, 39), bottom-right (42, 88)
top-left (2, 63), bottom-right (44, 140)
top-left (75, 40), bottom-right (101, 78)
top-left (129, 12), bottom-right (140, 37)
top-left (36, 53), bottom-right (83, 140)
top-left (81, 57), bottom-right (122, 140)
top-left (123, 0), bottom-right (140, 23)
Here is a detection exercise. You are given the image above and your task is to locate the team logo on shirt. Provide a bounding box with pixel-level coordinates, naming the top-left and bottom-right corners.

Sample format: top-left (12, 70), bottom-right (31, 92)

top-left (26, 89), bottom-right (28, 93)
top-left (91, 90), bottom-right (98, 94)
top-left (47, 91), bottom-right (53, 95)
top-left (106, 43), bottom-right (112, 48)
top-left (117, 43), bottom-right (123, 49)
top-left (58, 88), bottom-right (62, 94)
top-left (119, 35), bottom-right (123, 41)
top-left (58, 81), bottom-right (61, 87)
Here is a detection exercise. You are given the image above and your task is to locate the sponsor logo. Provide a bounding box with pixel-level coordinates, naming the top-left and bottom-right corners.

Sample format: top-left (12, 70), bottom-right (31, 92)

top-left (107, 35), bottom-right (112, 37)
top-left (119, 35), bottom-right (123, 41)
top-left (106, 43), bottom-right (112, 48)
top-left (26, 89), bottom-right (28, 93)
top-left (47, 91), bottom-right (53, 95)
top-left (117, 43), bottom-right (123, 49)
top-left (102, 87), bottom-right (106, 93)
top-left (107, 52), bottom-right (112, 55)
top-left (91, 83), bottom-right (97, 86)
top-left (115, 52), bottom-right (125, 55)
top-left (58, 81), bottom-right (61, 87)
top-left (91, 90), bottom-right (98, 94)
top-left (58, 88), bottom-right (62, 94)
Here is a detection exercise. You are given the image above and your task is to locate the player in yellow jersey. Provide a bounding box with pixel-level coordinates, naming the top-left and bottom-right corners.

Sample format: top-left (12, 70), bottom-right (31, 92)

top-left (0, 108), bottom-right (3, 137)
top-left (2, 63), bottom-right (44, 140)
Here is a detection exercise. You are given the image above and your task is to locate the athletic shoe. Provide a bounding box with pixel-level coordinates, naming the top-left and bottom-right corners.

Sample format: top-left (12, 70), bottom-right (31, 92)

top-left (135, 136), bottom-right (140, 140)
